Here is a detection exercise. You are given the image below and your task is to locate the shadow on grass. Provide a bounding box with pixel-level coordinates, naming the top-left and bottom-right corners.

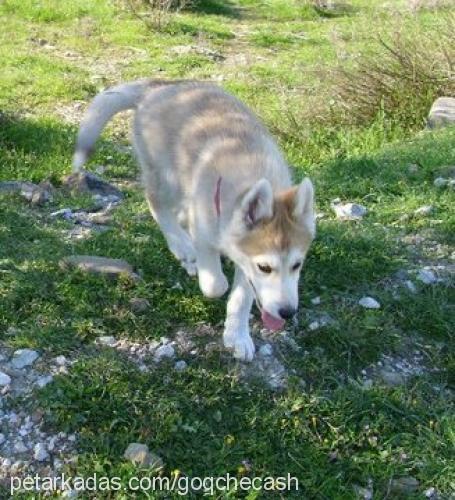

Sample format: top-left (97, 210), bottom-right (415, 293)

top-left (187, 0), bottom-right (241, 18)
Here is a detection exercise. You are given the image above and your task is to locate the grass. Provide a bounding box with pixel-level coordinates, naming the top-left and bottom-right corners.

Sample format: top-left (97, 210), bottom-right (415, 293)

top-left (0, 0), bottom-right (454, 497)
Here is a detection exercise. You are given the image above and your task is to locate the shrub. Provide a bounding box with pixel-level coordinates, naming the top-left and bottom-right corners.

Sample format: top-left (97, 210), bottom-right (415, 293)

top-left (124, 0), bottom-right (193, 30)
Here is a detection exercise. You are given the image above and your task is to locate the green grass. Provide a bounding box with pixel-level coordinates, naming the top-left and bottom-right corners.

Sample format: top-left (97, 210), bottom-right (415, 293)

top-left (0, 0), bottom-right (454, 498)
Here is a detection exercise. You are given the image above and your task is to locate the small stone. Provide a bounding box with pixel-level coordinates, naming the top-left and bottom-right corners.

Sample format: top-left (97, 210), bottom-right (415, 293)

top-left (54, 355), bottom-right (68, 366)
top-left (424, 487), bottom-right (437, 498)
top-left (34, 442), bottom-right (49, 462)
top-left (407, 163), bottom-right (420, 175)
top-left (380, 369), bottom-right (405, 387)
top-left (96, 336), bottom-right (117, 347)
top-left (11, 349), bottom-right (39, 369)
top-left (362, 379), bottom-right (373, 389)
top-left (123, 443), bottom-right (164, 469)
top-left (60, 255), bottom-right (139, 280)
top-left (62, 490), bottom-right (79, 498)
top-left (404, 280), bottom-right (417, 293)
top-left (390, 476), bottom-right (419, 494)
top-left (50, 208), bottom-right (73, 219)
top-left (14, 441), bottom-right (28, 453)
top-left (174, 360), bottom-right (187, 372)
top-left (154, 344), bottom-right (175, 361)
top-left (433, 177), bottom-right (448, 188)
top-left (311, 296), bottom-right (321, 305)
top-left (427, 96), bottom-right (455, 129)
top-left (331, 200), bottom-right (367, 220)
top-left (308, 321), bottom-right (320, 331)
top-left (358, 297), bottom-right (380, 309)
top-left (414, 205), bottom-right (433, 217)
top-left (417, 269), bottom-right (437, 285)
top-left (129, 297), bottom-right (150, 314)
top-left (0, 433), bottom-right (5, 445)
top-left (0, 372), bottom-right (11, 386)
top-left (258, 344), bottom-right (273, 357)
top-left (36, 375), bottom-right (53, 388)
top-left (62, 169), bottom-right (123, 198)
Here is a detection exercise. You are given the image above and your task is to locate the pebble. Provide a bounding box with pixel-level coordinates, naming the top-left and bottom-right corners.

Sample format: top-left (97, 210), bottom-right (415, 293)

top-left (36, 375), bottom-right (53, 388)
top-left (331, 200), bottom-right (367, 220)
top-left (154, 344), bottom-right (175, 361)
top-left (96, 336), bottom-right (117, 347)
top-left (390, 476), bottom-right (419, 493)
top-left (174, 360), bottom-right (187, 371)
top-left (414, 205), bottom-right (433, 217)
top-left (54, 355), bottom-right (68, 366)
top-left (258, 344), bottom-right (273, 357)
top-left (310, 296), bottom-right (321, 305)
top-left (0, 371), bottom-right (11, 386)
top-left (424, 487), bottom-right (437, 498)
top-left (129, 297), bottom-right (150, 314)
top-left (404, 280), bottom-right (417, 293)
top-left (33, 443), bottom-right (49, 462)
top-left (358, 297), bottom-right (381, 309)
top-left (417, 269), bottom-right (437, 285)
top-left (60, 255), bottom-right (139, 281)
top-left (308, 321), bottom-right (320, 331)
top-left (11, 349), bottom-right (40, 369)
top-left (433, 177), bottom-right (448, 188)
top-left (123, 443), bottom-right (164, 469)
top-left (0, 433), bottom-right (5, 445)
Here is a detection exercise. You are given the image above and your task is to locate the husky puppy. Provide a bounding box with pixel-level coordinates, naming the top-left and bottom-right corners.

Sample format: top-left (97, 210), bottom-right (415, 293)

top-left (73, 79), bottom-right (315, 361)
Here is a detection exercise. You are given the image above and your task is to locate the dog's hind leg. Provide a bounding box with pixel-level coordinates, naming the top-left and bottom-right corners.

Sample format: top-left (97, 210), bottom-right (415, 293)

top-left (145, 190), bottom-right (197, 276)
top-left (223, 266), bottom-right (255, 361)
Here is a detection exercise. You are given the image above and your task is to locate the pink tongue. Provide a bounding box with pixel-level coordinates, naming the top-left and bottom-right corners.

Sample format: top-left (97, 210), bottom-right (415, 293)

top-left (261, 310), bottom-right (285, 331)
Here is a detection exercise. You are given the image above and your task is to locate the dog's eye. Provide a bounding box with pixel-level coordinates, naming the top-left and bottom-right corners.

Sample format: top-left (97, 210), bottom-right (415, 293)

top-left (257, 264), bottom-right (272, 274)
top-left (292, 262), bottom-right (302, 271)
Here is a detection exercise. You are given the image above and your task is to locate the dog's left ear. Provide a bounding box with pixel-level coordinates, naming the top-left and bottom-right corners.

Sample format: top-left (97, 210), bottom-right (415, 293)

top-left (240, 178), bottom-right (273, 228)
top-left (293, 177), bottom-right (316, 237)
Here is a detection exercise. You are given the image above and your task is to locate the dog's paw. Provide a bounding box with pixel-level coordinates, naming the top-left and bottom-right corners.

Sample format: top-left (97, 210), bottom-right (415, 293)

top-left (167, 236), bottom-right (197, 277)
top-left (223, 328), bottom-right (255, 362)
top-left (198, 270), bottom-right (229, 298)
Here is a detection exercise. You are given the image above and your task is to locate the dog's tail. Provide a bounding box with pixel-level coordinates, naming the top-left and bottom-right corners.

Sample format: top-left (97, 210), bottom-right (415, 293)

top-left (72, 79), bottom-right (154, 172)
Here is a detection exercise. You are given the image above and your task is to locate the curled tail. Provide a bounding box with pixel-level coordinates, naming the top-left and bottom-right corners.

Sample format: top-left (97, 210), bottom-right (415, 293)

top-left (72, 79), bottom-right (152, 172)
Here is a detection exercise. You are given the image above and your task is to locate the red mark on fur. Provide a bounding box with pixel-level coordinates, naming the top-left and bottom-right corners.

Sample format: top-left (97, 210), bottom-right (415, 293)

top-left (215, 176), bottom-right (222, 217)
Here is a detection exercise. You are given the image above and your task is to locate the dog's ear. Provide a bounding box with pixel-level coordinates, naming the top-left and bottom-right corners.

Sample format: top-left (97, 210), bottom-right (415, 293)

top-left (240, 178), bottom-right (273, 228)
top-left (293, 177), bottom-right (316, 236)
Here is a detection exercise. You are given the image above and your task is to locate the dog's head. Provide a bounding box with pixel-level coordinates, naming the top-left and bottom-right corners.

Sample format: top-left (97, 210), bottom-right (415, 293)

top-left (225, 177), bottom-right (315, 330)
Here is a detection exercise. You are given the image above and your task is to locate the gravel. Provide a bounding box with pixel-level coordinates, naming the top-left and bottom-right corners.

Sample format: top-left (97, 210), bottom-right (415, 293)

top-left (358, 297), bottom-right (381, 309)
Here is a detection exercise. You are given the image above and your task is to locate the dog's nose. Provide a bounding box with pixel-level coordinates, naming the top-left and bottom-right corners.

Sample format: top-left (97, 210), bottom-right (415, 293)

top-left (278, 307), bottom-right (296, 320)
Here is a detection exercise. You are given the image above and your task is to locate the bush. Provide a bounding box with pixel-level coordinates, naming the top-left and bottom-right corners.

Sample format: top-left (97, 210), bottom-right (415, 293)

top-left (124, 0), bottom-right (193, 30)
top-left (334, 17), bottom-right (455, 129)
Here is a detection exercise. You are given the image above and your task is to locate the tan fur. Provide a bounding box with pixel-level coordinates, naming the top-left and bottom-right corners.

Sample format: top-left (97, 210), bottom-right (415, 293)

top-left (238, 187), bottom-right (312, 255)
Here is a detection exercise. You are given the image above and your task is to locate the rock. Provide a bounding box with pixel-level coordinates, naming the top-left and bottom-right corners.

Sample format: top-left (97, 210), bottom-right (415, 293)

top-left (123, 443), bottom-right (163, 469)
top-left (62, 169), bottom-right (123, 198)
top-left (0, 180), bottom-right (51, 205)
top-left (54, 355), bottom-right (68, 366)
top-left (0, 371), bottom-right (11, 386)
top-left (14, 441), bottom-right (28, 453)
top-left (0, 433), bottom-right (5, 445)
top-left (407, 163), bottom-right (420, 175)
top-left (358, 297), bottom-right (380, 309)
top-left (414, 205), bottom-right (433, 217)
top-left (171, 45), bottom-right (225, 61)
top-left (424, 487), bottom-right (437, 498)
top-left (310, 296), bottom-right (321, 305)
top-left (50, 208), bottom-right (73, 219)
top-left (308, 321), bottom-right (320, 331)
top-left (174, 360), bottom-right (187, 372)
top-left (11, 349), bottom-right (40, 369)
top-left (427, 96), bottom-right (455, 129)
top-left (33, 442), bottom-right (49, 462)
top-left (331, 200), bottom-right (367, 220)
top-left (96, 336), bottom-right (117, 347)
top-left (380, 369), bottom-right (405, 387)
top-left (129, 297), bottom-right (150, 314)
top-left (154, 344), bottom-right (175, 361)
top-left (391, 476), bottom-right (419, 494)
top-left (404, 280), bottom-right (417, 293)
top-left (36, 375), bottom-right (53, 388)
top-left (259, 344), bottom-right (273, 357)
top-left (433, 177), bottom-right (448, 188)
top-left (62, 489), bottom-right (79, 498)
top-left (60, 255), bottom-right (139, 280)
top-left (417, 269), bottom-right (437, 285)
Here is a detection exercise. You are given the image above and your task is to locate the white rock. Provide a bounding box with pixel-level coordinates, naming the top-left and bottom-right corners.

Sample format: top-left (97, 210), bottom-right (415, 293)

top-left (14, 441), bottom-right (28, 453)
top-left (331, 201), bottom-right (367, 220)
top-left (33, 442), bottom-right (49, 462)
top-left (359, 297), bottom-right (381, 309)
top-left (417, 269), bottom-right (437, 285)
top-left (424, 487), bottom-right (437, 498)
top-left (404, 280), bottom-right (417, 293)
top-left (0, 372), bottom-right (11, 386)
top-left (311, 296), bottom-right (321, 305)
top-left (0, 433), bottom-right (5, 445)
top-left (54, 355), bottom-right (68, 366)
top-left (308, 321), bottom-right (320, 331)
top-left (96, 336), bottom-right (117, 346)
top-left (414, 205), bottom-right (433, 217)
top-left (154, 344), bottom-right (175, 361)
top-left (62, 489), bottom-right (79, 498)
top-left (258, 344), bottom-right (273, 357)
top-left (124, 443), bottom-right (164, 468)
top-left (434, 177), bottom-right (448, 188)
top-left (36, 375), bottom-right (53, 388)
top-left (174, 360), bottom-right (188, 372)
top-left (11, 349), bottom-right (39, 369)
top-left (50, 208), bottom-right (73, 219)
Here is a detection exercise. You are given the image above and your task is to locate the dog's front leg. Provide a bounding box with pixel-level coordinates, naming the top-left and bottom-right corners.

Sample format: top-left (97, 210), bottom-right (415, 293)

top-left (195, 243), bottom-right (228, 299)
top-left (223, 266), bottom-right (255, 361)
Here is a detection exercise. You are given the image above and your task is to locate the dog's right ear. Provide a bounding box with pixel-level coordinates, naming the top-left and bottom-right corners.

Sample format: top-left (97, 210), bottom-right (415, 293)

top-left (239, 178), bottom-right (273, 228)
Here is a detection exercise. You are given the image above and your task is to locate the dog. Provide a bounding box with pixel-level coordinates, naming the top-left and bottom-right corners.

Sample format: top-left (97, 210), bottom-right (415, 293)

top-left (73, 79), bottom-right (316, 361)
